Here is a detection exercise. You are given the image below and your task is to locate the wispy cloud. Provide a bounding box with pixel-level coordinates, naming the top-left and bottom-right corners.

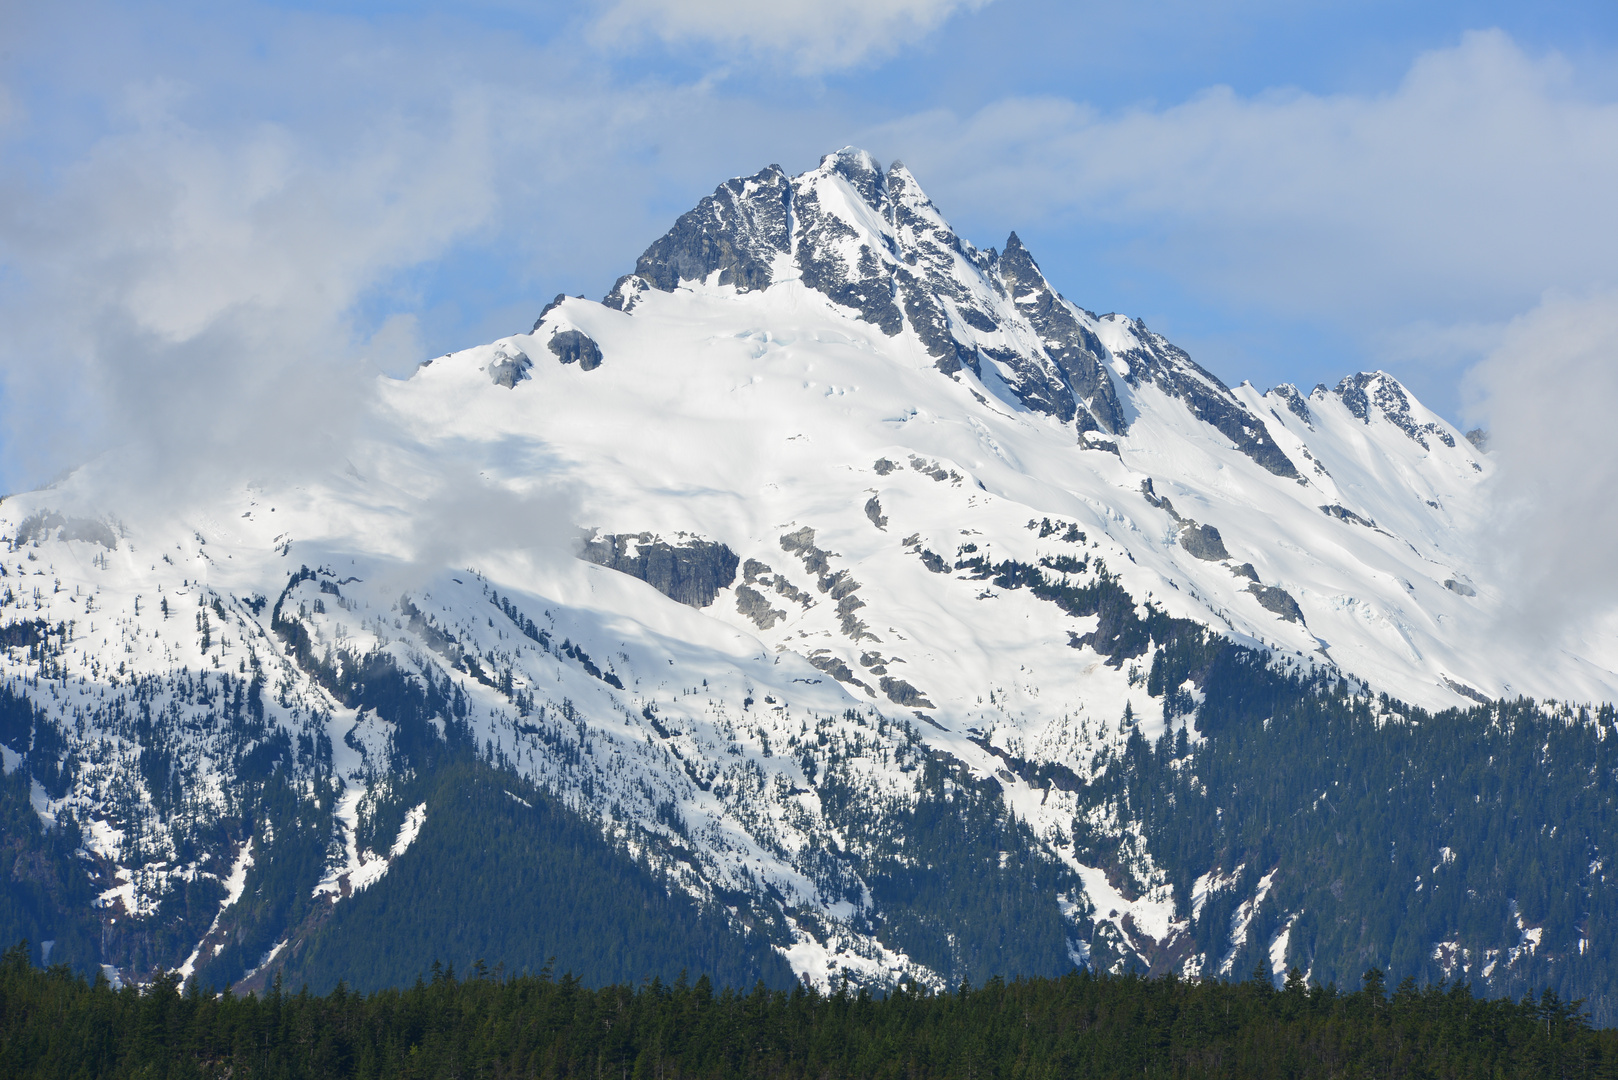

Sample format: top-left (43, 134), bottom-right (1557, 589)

top-left (591, 0), bottom-right (994, 73)
top-left (0, 82), bottom-right (498, 499)
top-left (872, 30), bottom-right (1618, 360)
top-left (3, 7), bottom-right (1615, 639)
top-left (0, 11), bottom-right (841, 495)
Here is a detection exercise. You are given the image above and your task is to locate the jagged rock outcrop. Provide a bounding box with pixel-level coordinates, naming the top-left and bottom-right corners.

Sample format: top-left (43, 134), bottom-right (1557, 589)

top-left (1248, 584), bottom-right (1304, 624)
top-left (623, 165), bottom-right (792, 298)
top-left (1105, 317), bottom-right (1300, 479)
top-left (1272, 383), bottom-right (1312, 425)
top-left (878, 676), bottom-right (934, 709)
top-left (548, 330), bottom-right (602, 371)
top-left (1179, 522), bottom-right (1230, 562)
top-left (579, 533), bottom-right (738, 608)
top-left (998, 233), bottom-right (1126, 434)
top-left (1333, 372), bottom-right (1457, 450)
top-left (1321, 504), bottom-right (1377, 528)
top-left (487, 347), bottom-right (532, 388)
top-left (600, 148), bottom-right (1299, 479)
top-left (735, 585), bottom-right (787, 629)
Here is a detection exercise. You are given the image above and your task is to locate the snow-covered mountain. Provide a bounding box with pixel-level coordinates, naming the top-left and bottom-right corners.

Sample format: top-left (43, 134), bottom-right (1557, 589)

top-left (3, 148), bottom-right (1615, 1005)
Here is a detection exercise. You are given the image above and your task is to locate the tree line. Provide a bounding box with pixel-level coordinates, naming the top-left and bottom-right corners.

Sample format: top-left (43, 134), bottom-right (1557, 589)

top-left (1, 943), bottom-right (1614, 1079)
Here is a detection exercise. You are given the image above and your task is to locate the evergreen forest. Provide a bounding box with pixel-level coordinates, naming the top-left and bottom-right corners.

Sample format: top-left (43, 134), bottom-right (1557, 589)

top-left (0, 943), bottom-right (1612, 1079)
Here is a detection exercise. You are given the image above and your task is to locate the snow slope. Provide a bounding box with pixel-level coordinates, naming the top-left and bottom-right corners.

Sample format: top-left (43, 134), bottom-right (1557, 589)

top-left (1, 147), bottom-right (1610, 990)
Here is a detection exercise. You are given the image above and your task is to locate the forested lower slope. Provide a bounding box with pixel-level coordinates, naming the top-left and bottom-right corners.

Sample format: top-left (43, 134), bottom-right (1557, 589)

top-left (279, 761), bottom-right (797, 994)
top-left (0, 945), bottom-right (1612, 1079)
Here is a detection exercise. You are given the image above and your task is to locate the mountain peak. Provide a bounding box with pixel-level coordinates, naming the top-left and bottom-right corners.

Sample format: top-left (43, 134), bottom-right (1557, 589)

top-left (600, 151), bottom-right (1304, 472)
top-left (817, 146), bottom-right (887, 209)
top-left (602, 163), bottom-right (793, 309)
top-left (1, 147), bottom-right (1592, 1010)
top-left (1333, 370), bottom-right (1461, 451)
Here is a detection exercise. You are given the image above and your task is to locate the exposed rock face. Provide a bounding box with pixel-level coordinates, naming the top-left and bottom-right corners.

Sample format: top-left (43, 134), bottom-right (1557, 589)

top-left (735, 585), bottom-right (787, 629)
top-left (779, 527), bottom-right (875, 640)
top-left (823, 570), bottom-right (874, 641)
top-left (794, 151), bottom-right (908, 341)
top-left (548, 330), bottom-right (602, 371)
top-left (807, 651), bottom-right (871, 694)
top-left (487, 347), bottom-right (532, 388)
top-left (864, 496), bottom-right (888, 530)
top-left (1140, 478), bottom-right (1180, 520)
top-left (1444, 579), bottom-right (1477, 597)
top-left (884, 162), bottom-right (996, 380)
top-left (1444, 676), bottom-right (1491, 703)
top-left (627, 165), bottom-right (792, 297)
top-left (1272, 383), bottom-right (1312, 425)
top-left (1106, 318), bottom-right (1300, 479)
top-left (1333, 372), bottom-right (1456, 450)
top-left (1321, 504), bottom-right (1377, 528)
top-left (1248, 584), bottom-right (1304, 624)
top-left (853, 652), bottom-right (931, 700)
top-left (1465, 428), bottom-right (1490, 451)
top-left (1142, 479), bottom-right (1230, 560)
top-left (1179, 523), bottom-right (1230, 562)
top-left (909, 456), bottom-right (958, 483)
top-left (601, 274), bottom-right (650, 313)
top-left (598, 148), bottom-right (1309, 480)
top-left (998, 232), bottom-right (1126, 434)
top-left (742, 559), bottom-right (812, 609)
top-left (780, 527), bottom-right (833, 581)
top-left (602, 149), bottom-right (1069, 409)
top-left (878, 675), bottom-right (935, 709)
top-left (579, 533), bottom-right (739, 608)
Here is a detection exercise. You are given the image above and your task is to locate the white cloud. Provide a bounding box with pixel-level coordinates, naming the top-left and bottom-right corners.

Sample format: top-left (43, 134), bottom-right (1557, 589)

top-left (0, 85), bottom-right (500, 499)
top-left (1467, 288), bottom-right (1618, 649)
top-left (592, 0), bottom-right (993, 72)
top-left (6, 8), bottom-right (1615, 648)
top-left (0, 12), bottom-right (849, 496)
top-left (873, 30), bottom-right (1618, 332)
top-left (863, 33), bottom-right (1618, 646)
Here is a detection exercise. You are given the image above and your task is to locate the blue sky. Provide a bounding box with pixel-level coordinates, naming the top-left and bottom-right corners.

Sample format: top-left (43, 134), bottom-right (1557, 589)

top-left (2, 0), bottom-right (1617, 492)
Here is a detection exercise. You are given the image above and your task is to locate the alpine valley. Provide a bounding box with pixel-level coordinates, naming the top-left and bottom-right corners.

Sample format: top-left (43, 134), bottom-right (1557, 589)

top-left (3, 149), bottom-right (1617, 1020)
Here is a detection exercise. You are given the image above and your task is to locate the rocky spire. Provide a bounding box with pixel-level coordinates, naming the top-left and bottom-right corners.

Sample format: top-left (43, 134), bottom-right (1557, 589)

top-left (997, 232), bottom-right (1127, 435)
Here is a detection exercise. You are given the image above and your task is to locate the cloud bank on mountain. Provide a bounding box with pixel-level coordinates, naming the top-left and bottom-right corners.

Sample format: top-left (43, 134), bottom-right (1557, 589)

top-left (1467, 288), bottom-right (1618, 659)
top-left (0, 10), bottom-right (840, 496)
top-left (0, 7), bottom-right (1615, 640)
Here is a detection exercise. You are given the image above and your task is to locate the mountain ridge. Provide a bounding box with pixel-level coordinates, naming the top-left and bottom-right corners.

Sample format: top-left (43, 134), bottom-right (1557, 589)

top-left (0, 148), bottom-right (1614, 1017)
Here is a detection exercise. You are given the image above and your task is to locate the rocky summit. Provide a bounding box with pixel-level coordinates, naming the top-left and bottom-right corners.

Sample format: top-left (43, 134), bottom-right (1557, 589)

top-left (2, 149), bottom-right (1616, 1018)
